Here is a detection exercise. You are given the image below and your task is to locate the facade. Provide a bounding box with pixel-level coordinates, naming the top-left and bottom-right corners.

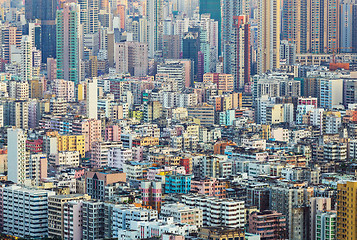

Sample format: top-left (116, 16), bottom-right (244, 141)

top-left (257, 0), bottom-right (280, 73)
top-left (337, 181), bottom-right (357, 240)
top-left (232, 15), bottom-right (251, 90)
top-left (7, 128), bottom-right (28, 184)
top-left (2, 186), bottom-right (55, 239)
top-left (182, 194), bottom-right (245, 228)
top-left (316, 211), bottom-right (337, 240)
top-left (165, 174), bottom-right (192, 194)
top-left (115, 41), bottom-right (148, 76)
top-left (282, 0), bottom-right (339, 53)
top-left (248, 210), bottom-right (287, 239)
top-left (48, 194), bottom-right (91, 239)
top-left (141, 181), bottom-right (162, 211)
top-left (85, 170), bottom-right (126, 200)
top-left (146, 0), bottom-right (163, 58)
top-left (56, 3), bottom-right (80, 83)
top-left (20, 35), bottom-right (33, 81)
top-left (63, 201), bottom-right (83, 240)
top-left (319, 79), bottom-right (343, 109)
top-left (187, 103), bottom-right (214, 126)
top-left (161, 203), bottom-right (203, 227)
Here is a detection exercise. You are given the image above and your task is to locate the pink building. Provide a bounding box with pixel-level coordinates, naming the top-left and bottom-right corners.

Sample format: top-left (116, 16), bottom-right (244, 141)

top-left (141, 181), bottom-right (162, 212)
top-left (73, 168), bottom-right (85, 179)
top-left (73, 119), bottom-right (102, 152)
top-left (51, 79), bottom-right (75, 102)
top-left (47, 58), bottom-right (57, 81)
top-left (248, 210), bottom-right (287, 239)
top-left (132, 146), bottom-right (144, 161)
top-left (105, 125), bottom-right (121, 142)
top-left (190, 178), bottom-right (226, 198)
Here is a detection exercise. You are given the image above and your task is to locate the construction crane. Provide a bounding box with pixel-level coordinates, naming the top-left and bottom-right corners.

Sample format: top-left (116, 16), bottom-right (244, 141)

top-left (324, 47), bottom-right (354, 63)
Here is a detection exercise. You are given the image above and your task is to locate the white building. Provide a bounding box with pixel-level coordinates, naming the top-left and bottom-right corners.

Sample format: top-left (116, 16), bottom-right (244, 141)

top-left (2, 186), bottom-right (55, 239)
top-left (161, 203), bottom-right (203, 227)
top-left (111, 205), bottom-right (158, 237)
top-left (108, 148), bottom-right (132, 169)
top-left (87, 78), bottom-right (98, 119)
top-left (49, 151), bottom-right (80, 167)
top-left (117, 218), bottom-right (197, 239)
top-left (20, 35), bottom-right (33, 81)
top-left (181, 194), bottom-right (245, 228)
top-left (7, 128), bottom-right (29, 185)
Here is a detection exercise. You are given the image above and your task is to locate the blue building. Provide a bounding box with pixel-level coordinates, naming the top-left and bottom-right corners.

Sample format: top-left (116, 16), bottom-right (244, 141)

top-left (165, 174), bottom-right (192, 194)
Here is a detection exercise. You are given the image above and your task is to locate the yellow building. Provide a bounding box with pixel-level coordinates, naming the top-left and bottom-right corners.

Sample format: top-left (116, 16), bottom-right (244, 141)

top-left (58, 135), bottom-right (85, 157)
top-left (77, 84), bottom-right (84, 101)
top-left (337, 181), bottom-right (357, 239)
top-left (198, 227), bottom-right (245, 240)
top-left (132, 110), bottom-right (143, 120)
top-left (47, 131), bottom-right (85, 157)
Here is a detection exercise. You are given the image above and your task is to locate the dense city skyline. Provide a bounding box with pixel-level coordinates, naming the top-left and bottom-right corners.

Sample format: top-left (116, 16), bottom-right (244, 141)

top-left (0, 0), bottom-right (357, 239)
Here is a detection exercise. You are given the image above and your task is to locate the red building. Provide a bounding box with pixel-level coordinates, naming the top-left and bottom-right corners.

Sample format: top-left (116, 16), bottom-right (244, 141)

top-left (26, 139), bottom-right (43, 153)
top-left (180, 158), bottom-right (192, 174)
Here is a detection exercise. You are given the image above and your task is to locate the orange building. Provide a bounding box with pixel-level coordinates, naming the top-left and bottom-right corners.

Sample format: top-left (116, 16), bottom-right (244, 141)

top-left (214, 141), bottom-right (237, 154)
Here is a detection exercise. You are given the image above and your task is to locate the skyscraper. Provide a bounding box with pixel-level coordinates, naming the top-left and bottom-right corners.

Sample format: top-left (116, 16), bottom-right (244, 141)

top-left (147, 0), bottom-right (163, 58)
top-left (199, 0), bottom-right (221, 53)
top-left (340, 2), bottom-right (357, 52)
top-left (7, 128), bottom-right (28, 185)
top-left (78, 0), bottom-right (100, 34)
top-left (257, 0), bottom-right (281, 73)
top-left (337, 181), bottom-right (357, 239)
top-left (20, 35), bottom-right (33, 82)
top-left (87, 78), bottom-right (98, 119)
top-left (56, 3), bottom-right (80, 83)
top-left (183, 28), bottom-right (200, 83)
top-left (221, 0), bottom-right (246, 74)
top-left (25, 0), bottom-right (57, 62)
top-left (282, 0), bottom-right (309, 53)
top-left (282, 0), bottom-right (340, 54)
top-left (231, 15), bottom-right (251, 91)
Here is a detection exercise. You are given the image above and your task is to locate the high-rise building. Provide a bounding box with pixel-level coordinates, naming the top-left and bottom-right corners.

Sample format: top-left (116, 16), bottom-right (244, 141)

top-left (163, 35), bottom-right (181, 59)
top-left (7, 128), bottom-right (28, 185)
top-left (257, 0), bottom-right (281, 73)
top-left (282, 0), bottom-right (340, 54)
top-left (56, 3), bottom-right (80, 84)
top-left (199, 0), bottom-right (221, 53)
top-left (316, 211), bottom-right (337, 240)
top-left (280, 40), bottom-right (296, 66)
top-left (340, 3), bottom-right (357, 52)
top-left (2, 186), bottom-right (55, 239)
top-left (156, 60), bottom-right (186, 91)
top-left (337, 181), bottom-right (357, 239)
top-left (221, 0), bottom-right (246, 74)
top-left (48, 194), bottom-right (91, 239)
top-left (141, 181), bottom-right (162, 212)
top-left (20, 35), bottom-right (33, 82)
top-left (147, 0), bottom-right (163, 58)
top-left (248, 210), bottom-right (287, 239)
top-left (87, 78), bottom-right (98, 119)
top-left (115, 41), bottom-right (148, 76)
top-left (78, 0), bottom-right (99, 34)
top-left (25, 0), bottom-right (57, 62)
top-left (231, 15), bottom-right (251, 90)
top-left (183, 28), bottom-right (200, 82)
top-left (2, 26), bottom-right (22, 62)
